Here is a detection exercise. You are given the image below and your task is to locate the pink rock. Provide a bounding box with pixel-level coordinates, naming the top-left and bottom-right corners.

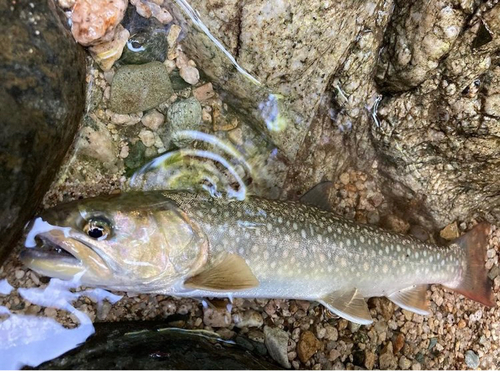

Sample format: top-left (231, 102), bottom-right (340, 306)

top-left (71, 0), bottom-right (128, 46)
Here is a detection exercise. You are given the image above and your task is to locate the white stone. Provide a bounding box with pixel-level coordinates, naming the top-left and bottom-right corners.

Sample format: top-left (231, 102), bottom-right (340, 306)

top-left (179, 65), bottom-right (200, 85)
top-left (141, 110), bottom-right (164, 131)
top-left (139, 129), bottom-right (156, 147)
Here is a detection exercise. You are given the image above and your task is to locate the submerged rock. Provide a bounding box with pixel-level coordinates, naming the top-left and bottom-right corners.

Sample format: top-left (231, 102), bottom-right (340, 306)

top-left (167, 97), bottom-right (202, 147)
top-left (110, 61), bottom-right (173, 114)
top-left (36, 322), bottom-right (280, 369)
top-left (119, 29), bottom-right (168, 65)
top-left (0, 0), bottom-right (86, 265)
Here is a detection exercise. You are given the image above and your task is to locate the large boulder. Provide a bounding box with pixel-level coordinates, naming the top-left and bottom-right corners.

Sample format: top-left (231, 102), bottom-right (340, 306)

top-left (0, 0), bottom-right (86, 265)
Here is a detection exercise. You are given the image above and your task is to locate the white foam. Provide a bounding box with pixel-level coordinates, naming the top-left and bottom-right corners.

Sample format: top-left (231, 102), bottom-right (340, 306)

top-left (24, 217), bottom-right (72, 248)
top-left (0, 277), bottom-right (122, 369)
top-left (0, 279), bottom-right (13, 295)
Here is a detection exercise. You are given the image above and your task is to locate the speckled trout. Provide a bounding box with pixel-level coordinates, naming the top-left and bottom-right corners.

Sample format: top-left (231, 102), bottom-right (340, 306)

top-left (20, 188), bottom-right (494, 324)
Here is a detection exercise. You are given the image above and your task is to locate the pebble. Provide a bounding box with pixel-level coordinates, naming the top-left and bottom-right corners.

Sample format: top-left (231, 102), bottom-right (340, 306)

top-left (78, 119), bottom-right (117, 168)
top-left (399, 356), bottom-right (412, 370)
top-left (193, 83), bottom-right (215, 102)
top-left (89, 25), bottom-right (129, 71)
top-left (167, 24), bottom-right (182, 47)
top-left (233, 310), bottom-right (264, 328)
top-left (440, 221), bottom-right (460, 240)
top-left (71, 0), bottom-right (128, 46)
top-left (324, 324), bottom-right (338, 341)
top-left (364, 350), bottom-right (376, 370)
top-left (108, 111), bottom-right (142, 126)
top-left (167, 97), bottom-right (202, 146)
top-left (15, 270), bottom-right (25, 280)
top-left (141, 110), bottom-right (164, 131)
top-left (379, 342), bottom-right (398, 370)
top-left (179, 65), bottom-right (200, 85)
top-left (393, 333), bottom-right (405, 353)
top-left (264, 326), bottom-right (291, 369)
top-left (297, 330), bottom-right (322, 363)
top-left (203, 306), bottom-right (231, 328)
top-left (110, 61), bottom-right (173, 114)
top-left (465, 350), bottom-right (480, 369)
top-left (138, 129), bottom-right (156, 147)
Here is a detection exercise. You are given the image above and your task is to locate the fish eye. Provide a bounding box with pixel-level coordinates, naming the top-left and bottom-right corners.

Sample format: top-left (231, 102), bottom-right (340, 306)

top-left (83, 217), bottom-right (111, 240)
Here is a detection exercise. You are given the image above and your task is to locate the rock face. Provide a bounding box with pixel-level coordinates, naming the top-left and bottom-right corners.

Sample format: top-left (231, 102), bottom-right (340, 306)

top-left (0, 0), bottom-right (86, 265)
top-left (36, 322), bottom-right (281, 369)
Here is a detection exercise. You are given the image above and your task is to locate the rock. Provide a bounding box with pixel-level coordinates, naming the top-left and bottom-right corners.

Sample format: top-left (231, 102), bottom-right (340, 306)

top-left (233, 310), bottom-right (264, 328)
top-left (167, 24), bottom-right (182, 47)
top-left (119, 29), bottom-right (168, 65)
top-left (124, 141), bottom-right (146, 173)
top-left (110, 61), bottom-right (174, 114)
top-left (138, 129), bottom-right (156, 148)
top-left (77, 116), bottom-right (118, 169)
top-left (324, 325), bottom-right (338, 342)
top-left (179, 65), bottom-right (200, 85)
top-left (465, 350), bottom-right (480, 369)
top-left (364, 350), bottom-right (376, 370)
top-left (264, 326), bottom-right (291, 369)
top-left (379, 342), bottom-right (398, 370)
top-left (89, 25), bottom-right (129, 71)
top-left (71, 0), bottom-right (128, 46)
top-left (203, 306), bottom-right (231, 328)
top-left (193, 83), bottom-right (215, 102)
top-left (440, 222), bottom-right (460, 241)
top-left (297, 330), bottom-right (322, 364)
top-left (167, 97), bottom-right (202, 146)
top-left (399, 356), bottom-right (412, 370)
top-left (141, 110), bottom-right (165, 131)
top-left (0, 0), bottom-right (86, 265)
top-left (393, 333), bottom-right (405, 353)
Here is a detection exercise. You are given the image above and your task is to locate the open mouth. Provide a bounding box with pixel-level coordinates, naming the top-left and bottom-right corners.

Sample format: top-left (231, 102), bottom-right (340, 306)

top-left (30, 234), bottom-right (79, 261)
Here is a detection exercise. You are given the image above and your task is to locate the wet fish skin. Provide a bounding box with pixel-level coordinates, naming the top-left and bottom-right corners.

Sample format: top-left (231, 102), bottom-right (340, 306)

top-left (20, 190), bottom-right (494, 325)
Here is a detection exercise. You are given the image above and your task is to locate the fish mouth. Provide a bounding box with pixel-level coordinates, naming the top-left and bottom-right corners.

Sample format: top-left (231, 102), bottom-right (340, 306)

top-left (20, 229), bottom-right (111, 282)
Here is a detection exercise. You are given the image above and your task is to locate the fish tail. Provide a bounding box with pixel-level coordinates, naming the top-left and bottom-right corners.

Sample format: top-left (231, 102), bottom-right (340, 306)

top-left (446, 223), bottom-right (495, 307)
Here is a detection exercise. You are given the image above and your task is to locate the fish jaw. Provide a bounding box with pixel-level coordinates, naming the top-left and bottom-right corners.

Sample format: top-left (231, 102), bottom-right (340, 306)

top-left (20, 229), bottom-right (113, 285)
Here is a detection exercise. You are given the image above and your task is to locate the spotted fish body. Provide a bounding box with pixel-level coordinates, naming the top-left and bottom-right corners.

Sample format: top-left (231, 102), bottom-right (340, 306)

top-left (21, 190), bottom-right (494, 325)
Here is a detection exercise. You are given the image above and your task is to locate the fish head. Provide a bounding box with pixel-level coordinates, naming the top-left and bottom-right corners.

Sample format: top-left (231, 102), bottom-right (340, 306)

top-left (20, 192), bottom-right (208, 291)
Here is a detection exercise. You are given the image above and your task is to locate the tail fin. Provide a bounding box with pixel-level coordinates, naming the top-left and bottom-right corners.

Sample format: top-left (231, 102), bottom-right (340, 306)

top-left (447, 223), bottom-right (495, 307)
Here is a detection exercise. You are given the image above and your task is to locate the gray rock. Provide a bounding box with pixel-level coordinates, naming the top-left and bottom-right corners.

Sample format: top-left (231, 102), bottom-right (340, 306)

top-left (264, 326), bottom-right (291, 369)
top-left (110, 61), bottom-right (173, 114)
top-left (124, 141), bottom-right (146, 174)
top-left (465, 350), bottom-right (480, 369)
top-left (77, 116), bottom-right (118, 170)
top-left (167, 97), bottom-right (202, 147)
top-left (119, 29), bottom-right (168, 65)
top-left (0, 0), bottom-right (85, 265)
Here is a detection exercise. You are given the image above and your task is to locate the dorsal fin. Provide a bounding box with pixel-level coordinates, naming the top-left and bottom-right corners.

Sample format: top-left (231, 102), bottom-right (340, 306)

top-left (300, 181), bottom-right (333, 211)
top-left (184, 254), bottom-right (259, 291)
top-left (319, 288), bottom-right (373, 325)
top-left (388, 285), bottom-right (430, 315)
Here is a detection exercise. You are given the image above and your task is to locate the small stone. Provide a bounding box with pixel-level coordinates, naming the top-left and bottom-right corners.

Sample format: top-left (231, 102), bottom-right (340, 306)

top-left (339, 172), bottom-right (350, 185)
top-left (348, 322), bottom-right (361, 333)
top-left (393, 333), bottom-right (405, 353)
top-left (297, 330), bottom-right (322, 364)
top-left (97, 301), bottom-right (112, 320)
top-left (108, 111), bottom-right (142, 126)
top-left (167, 24), bottom-right (182, 47)
top-left (44, 307), bottom-right (57, 318)
top-left (203, 306), bottom-right (231, 328)
top-left (411, 363), bottom-right (421, 370)
top-left (193, 83), bottom-right (215, 102)
top-left (167, 97), bottom-right (202, 146)
top-left (328, 349), bottom-right (340, 362)
top-left (465, 350), bottom-right (480, 369)
top-left (77, 118), bottom-right (117, 169)
top-left (324, 325), bottom-right (338, 341)
top-left (264, 326), bottom-right (291, 369)
top-left (15, 270), bottom-right (25, 280)
top-left (139, 129), bottom-right (156, 147)
top-left (228, 128), bottom-right (243, 146)
top-left (119, 144), bottom-right (129, 159)
top-left (71, 0), bottom-right (128, 46)
top-left (440, 222), bottom-right (460, 240)
top-left (89, 25), bottom-right (129, 71)
top-left (364, 350), bottom-right (376, 370)
top-left (379, 342), bottom-right (397, 370)
top-left (110, 61), bottom-right (173, 114)
top-left (141, 110), bottom-right (164, 131)
top-left (179, 65), bottom-right (200, 85)
top-left (233, 310), bottom-right (264, 328)
top-left (216, 328), bottom-right (235, 340)
top-left (399, 356), bottom-right (412, 370)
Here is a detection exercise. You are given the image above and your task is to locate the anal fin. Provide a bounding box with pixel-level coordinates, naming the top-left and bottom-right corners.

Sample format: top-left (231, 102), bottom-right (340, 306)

top-left (184, 254), bottom-right (259, 291)
top-left (319, 288), bottom-right (373, 325)
top-left (388, 285), bottom-right (430, 315)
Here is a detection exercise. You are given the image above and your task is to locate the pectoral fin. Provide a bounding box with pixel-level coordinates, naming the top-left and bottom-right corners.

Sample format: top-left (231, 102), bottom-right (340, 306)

top-left (184, 254), bottom-right (259, 291)
top-left (319, 288), bottom-right (373, 325)
top-left (387, 285), bottom-right (430, 315)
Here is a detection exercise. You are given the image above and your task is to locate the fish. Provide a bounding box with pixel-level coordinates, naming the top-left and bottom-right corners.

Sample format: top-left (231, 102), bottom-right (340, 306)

top-left (20, 185), bottom-right (495, 325)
